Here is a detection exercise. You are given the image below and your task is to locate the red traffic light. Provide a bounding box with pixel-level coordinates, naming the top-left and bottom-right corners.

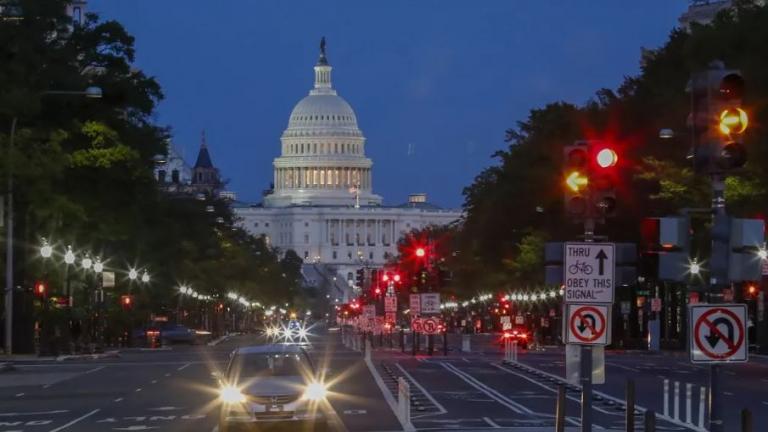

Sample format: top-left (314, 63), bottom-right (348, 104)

top-left (121, 295), bottom-right (134, 310)
top-left (595, 148), bottom-right (618, 168)
top-left (382, 273), bottom-right (390, 282)
top-left (393, 273), bottom-right (401, 283)
top-left (374, 287), bottom-right (382, 295)
top-left (34, 281), bottom-right (47, 297)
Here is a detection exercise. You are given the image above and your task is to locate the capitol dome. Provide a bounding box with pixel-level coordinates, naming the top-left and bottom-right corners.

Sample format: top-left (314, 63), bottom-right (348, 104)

top-left (264, 38), bottom-right (382, 208)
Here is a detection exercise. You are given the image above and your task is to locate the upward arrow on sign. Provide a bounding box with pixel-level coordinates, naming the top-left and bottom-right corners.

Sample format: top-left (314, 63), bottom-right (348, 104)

top-left (596, 249), bottom-right (608, 276)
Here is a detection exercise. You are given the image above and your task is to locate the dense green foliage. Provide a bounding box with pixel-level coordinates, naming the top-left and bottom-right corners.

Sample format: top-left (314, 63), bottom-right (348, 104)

top-left (0, 0), bottom-right (301, 327)
top-left (439, 2), bottom-right (768, 297)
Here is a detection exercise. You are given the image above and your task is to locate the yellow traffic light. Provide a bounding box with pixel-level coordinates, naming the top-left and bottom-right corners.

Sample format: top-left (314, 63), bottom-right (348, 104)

top-left (719, 108), bottom-right (748, 135)
top-left (565, 171), bottom-right (588, 192)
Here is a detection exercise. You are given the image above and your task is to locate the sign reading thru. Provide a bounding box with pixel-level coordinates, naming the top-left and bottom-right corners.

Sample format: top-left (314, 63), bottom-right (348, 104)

top-left (563, 242), bottom-right (615, 304)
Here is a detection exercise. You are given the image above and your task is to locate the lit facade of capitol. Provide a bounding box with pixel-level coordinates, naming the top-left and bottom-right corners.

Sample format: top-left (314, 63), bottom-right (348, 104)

top-left (234, 41), bottom-right (461, 293)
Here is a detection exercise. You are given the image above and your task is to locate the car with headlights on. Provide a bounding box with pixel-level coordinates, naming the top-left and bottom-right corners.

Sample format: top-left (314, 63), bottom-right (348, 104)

top-left (217, 344), bottom-right (329, 431)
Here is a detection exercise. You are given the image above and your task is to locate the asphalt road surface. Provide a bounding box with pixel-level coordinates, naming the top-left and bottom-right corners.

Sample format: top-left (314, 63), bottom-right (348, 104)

top-left (1, 330), bottom-right (766, 431)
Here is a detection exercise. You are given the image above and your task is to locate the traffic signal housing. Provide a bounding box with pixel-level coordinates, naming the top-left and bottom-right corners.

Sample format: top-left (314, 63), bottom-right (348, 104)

top-left (689, 63), bottom-right (748, 173)
top-left (355, 268), bottom-right (365, 288)
top-left (34, 281), bottom-right (47, 298)
top-left (120, 295), bottom-right (134, 311)
top-left (562, 140), bottom-right (619, 221)
top-left (563, 141), bottom-right (589, 218)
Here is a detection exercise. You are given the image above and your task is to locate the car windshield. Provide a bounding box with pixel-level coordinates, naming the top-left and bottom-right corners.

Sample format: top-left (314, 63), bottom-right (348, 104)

top-left (229, 353), bottom-right (306, 379)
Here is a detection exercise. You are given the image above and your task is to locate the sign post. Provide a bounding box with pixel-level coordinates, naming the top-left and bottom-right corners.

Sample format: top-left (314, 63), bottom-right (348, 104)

top-left (564, 241), bottom-right (615, 432)
top-left (688, 304), bottom-right (747, 432)
top-left (409, 294), bottom-right (421, 355)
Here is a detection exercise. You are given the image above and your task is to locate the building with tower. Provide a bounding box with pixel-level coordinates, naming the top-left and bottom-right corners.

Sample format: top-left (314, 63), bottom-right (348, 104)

top-left (154, 132), bottom-right (234, 200)
top-left (234, 39), bottom-right (461, 299)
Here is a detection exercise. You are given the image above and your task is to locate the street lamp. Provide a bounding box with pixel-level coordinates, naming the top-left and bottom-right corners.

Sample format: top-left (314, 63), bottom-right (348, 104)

top-left (81, 254), bottom-right (92, 270)
top-left (93, 257), bottom-right (103, 273)
top-left (141, 270), bottom-right (150, 283)
top-left (40, 238), bottom-right (53, 259)
top-left (64, 246), bottom-right (75, 265)
top-left (128, 268), bottom-right (138, 281)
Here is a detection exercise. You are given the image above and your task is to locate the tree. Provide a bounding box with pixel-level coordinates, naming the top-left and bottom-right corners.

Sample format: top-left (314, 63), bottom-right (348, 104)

top-left (451, 1), bottom-right (768, 297)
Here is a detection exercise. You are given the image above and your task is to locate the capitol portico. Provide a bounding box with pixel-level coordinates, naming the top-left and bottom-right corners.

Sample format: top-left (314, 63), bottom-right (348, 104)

top-left (235, 39), bottom-right (461, 295)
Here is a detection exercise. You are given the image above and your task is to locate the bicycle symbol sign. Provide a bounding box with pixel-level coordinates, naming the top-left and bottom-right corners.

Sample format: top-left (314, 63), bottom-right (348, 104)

top-left (563, 242), bottom-right (615, 304)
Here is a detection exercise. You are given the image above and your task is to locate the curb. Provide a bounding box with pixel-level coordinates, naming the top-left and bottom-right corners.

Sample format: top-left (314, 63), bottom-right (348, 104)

top-left (207, 335), bottom-right (231, 346)
top-left (55, 350), bottom-right (120, 362)
top-left (0, 362), bottom-right (14, 373)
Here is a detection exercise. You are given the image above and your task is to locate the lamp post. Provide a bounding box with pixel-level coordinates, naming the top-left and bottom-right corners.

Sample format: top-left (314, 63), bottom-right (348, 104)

top-left (38, 239), bottom-right (53, 356)
top-left (63, 246), bottom-right (76, 353)
top-left (4, 87), bottom-right (102, 356)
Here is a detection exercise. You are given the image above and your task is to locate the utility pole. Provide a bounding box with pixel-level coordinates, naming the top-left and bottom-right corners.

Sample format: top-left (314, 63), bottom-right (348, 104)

top-left (3, 117), bottom-right (17, 356)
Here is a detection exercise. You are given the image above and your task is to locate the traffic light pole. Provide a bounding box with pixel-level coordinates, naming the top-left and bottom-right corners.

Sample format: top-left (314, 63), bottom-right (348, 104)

top-left (580, 217), bottom-right (595, 432)
top-left (708, 174), bottom-right (726, 432)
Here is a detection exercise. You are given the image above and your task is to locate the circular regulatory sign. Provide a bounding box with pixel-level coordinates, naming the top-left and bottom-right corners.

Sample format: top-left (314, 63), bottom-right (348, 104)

top-left (422, 318), bottom-right (438, 334)
top-left (411, 318), bottom-right (423, 333)
top-left (693, 308), bottom-right (744, 360)
top-left (569, 306), bottom-right (607, 343)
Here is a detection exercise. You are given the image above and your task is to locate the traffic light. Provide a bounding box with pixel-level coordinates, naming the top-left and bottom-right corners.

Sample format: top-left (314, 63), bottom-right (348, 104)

top-left (715, 72), bottom-right (747, 170)
top-left (563, 140), bottom-right (619, 220)
top-left (355, 268), bottom-right (365, 288)
top-left (689, 62), bottom-right (748, 173)
top-left (392, 273), bottom-right (401, 283)
top-left (745, 283), bottom-right (759, 298)
top-left (591, 143), bottom-right (618, 218)
top-left (34, 281), bottom-right (47, 298)
top-left (563, 141), bottom-right (589, 218)
top-left (370, 269), bottom-right (379, 285)
top-left (120, 295), bottom-right (134, 310)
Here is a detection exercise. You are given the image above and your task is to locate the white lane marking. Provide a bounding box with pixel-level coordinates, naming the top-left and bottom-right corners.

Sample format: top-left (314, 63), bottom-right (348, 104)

top-left (151, 380), bottom-right (157, 384)
top-left (135, 388), bottom-right (142, 392)
top-left (43, 384), bottom-right (52, 388)
top-left (440, 362), bottom-right (531, 414)
top-left (762, 401), bottom-right (768, 406)
top-left (498, 364), bottom-right (622, 416)
top-left (395, 363), bottom-right (448, 415)
top-left (462, 357), bottom-right (470, 363)
top-left (0, 410), bottom-right (69, 417)
top-left (342, 409), bottom-right (367, 415)
top-left (49, 408), bottom-right (100, 432)
top-left (148, 406), bottom-right (184, 411)
top-left (114, 398), bottom-right (123, 402)
top-left (724, 392), bottom-right (734, 396)
top-left (497, 362), bottom-right (705, 431)
top-left (482, 416), bottom-right (501, 428)
top-left (82, 366), bottom-right (106, 375)
top-left (177, 363), bottom-right (192, 371)
top-left (15, 392), bottom-right (24, 397)
top-left (364, 350), bottom-right (415, 431)
top-left (164, 373), bottom-right (171, 377)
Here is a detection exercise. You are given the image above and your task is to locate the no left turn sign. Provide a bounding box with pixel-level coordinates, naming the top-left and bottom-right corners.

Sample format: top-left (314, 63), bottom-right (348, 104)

top-left (566, 304), bottom-right (610, 345)
top-left (690, 304), bottom-right (748, 363)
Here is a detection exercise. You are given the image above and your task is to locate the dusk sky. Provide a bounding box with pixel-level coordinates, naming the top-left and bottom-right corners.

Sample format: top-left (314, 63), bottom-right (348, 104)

top-left (88, 1), bottom-right (689, 208)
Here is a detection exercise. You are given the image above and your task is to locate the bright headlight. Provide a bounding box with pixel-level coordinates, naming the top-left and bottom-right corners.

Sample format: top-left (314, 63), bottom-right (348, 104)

top-left (298, 328), bottom-right (308, 338)
top-left (303, 382), bottom-right (327, 401)
top-left (220, 386), bottom-right (246, 403)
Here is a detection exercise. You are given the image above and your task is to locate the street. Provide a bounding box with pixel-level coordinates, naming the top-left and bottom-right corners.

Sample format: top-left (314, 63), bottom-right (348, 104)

top-left (2, 330), bottom-right (766, 431)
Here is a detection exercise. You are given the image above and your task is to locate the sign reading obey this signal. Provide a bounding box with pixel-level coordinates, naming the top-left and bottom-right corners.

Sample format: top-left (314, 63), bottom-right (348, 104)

top-left (563, 242), bottom-right (615, 304)
top-left (690, 304), bottom-right (748, 363)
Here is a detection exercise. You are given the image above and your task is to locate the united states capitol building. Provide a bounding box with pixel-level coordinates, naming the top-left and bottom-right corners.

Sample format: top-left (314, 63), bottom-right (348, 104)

top-left (234, 40), bottom-right (461, 297)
